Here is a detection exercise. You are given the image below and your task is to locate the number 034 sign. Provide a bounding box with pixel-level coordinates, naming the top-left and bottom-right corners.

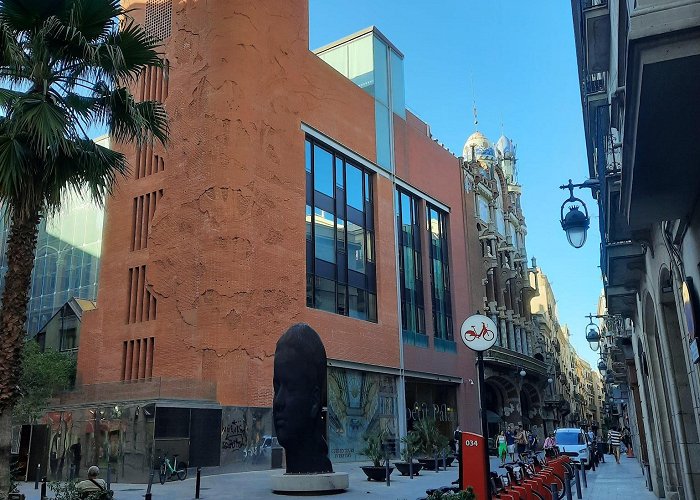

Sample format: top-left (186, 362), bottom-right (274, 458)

top-left (460, 314), bottom-right (498, 352)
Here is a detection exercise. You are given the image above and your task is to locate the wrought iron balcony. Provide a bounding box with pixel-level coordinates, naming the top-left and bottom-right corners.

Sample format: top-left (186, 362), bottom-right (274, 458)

top-left (584, 71), bottom-right (608, 95)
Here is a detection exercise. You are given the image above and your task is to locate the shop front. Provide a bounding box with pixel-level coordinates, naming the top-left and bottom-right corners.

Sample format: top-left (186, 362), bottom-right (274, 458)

top-left (404, 379), bottom-right (458, 440)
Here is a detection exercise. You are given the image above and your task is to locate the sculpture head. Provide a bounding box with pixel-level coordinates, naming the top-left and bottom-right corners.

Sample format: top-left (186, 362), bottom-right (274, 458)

top-left (273, 323), bottom-right (332, 473)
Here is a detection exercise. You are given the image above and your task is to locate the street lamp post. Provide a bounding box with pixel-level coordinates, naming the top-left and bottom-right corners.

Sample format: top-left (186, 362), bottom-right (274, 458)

top-left (558, 179), bottom-right (599, 248)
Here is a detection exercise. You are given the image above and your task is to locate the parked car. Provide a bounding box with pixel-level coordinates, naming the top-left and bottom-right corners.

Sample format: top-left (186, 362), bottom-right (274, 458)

top-left (554, 428), bottom-right (592, 469)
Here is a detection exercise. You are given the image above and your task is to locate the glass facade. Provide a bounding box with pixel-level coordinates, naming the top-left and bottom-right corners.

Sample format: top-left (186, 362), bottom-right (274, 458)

top-left (316, 29), bottom-right (405, 171)
top-left (395, 188), bottom-right (426, 347)
top-left (306, 136), bottom-right (377, 322)
top-left (0, 188), bottom-right (104, 335)
top-left (427, 204), bottom-right (454, 352)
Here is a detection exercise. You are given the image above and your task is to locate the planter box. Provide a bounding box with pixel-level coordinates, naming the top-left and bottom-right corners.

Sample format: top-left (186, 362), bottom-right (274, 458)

top-left (361, 466), bottom-right (394, 481)
top-left (417, 458), bottom-right (439, 471)
top-left (394, 461), bottom-right (423, 476)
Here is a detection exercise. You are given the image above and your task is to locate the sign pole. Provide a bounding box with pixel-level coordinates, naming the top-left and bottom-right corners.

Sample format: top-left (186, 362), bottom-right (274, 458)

top-left (477, 351), bottom-right (490, 493)
top-left (459, 313), bottom-right (498, 498)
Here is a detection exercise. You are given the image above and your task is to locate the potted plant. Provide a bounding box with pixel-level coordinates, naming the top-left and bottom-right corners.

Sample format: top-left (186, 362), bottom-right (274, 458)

top-left (414, 418), bottom-right (441, 471)
top-left (360, 431), bottom-right (394, 481)
top-left (394, 430), bottom-right (423, 476)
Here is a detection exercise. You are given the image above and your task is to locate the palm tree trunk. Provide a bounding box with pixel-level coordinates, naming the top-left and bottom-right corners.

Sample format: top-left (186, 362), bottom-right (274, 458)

top-left (0, 208), bottom-right (40, 498)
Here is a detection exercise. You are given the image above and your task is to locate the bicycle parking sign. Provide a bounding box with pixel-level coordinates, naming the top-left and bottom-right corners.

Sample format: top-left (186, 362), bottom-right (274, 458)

top-left (460, 314), bottom-right (498, 352)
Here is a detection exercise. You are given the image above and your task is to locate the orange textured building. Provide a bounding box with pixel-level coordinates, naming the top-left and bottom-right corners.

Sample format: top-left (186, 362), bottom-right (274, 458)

top-left (69, 0), bottom-right (483, 477)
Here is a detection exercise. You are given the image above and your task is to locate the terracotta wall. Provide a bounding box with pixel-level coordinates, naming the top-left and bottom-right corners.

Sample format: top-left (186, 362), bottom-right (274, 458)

top-left (79, 0), bottom-right (480, 424)
top-left (394, 112), bottom-right (482, 431)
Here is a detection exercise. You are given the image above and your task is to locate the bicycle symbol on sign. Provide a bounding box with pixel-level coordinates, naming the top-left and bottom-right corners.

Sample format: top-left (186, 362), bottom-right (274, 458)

top-left (463, 322), bottom-right (495, 342)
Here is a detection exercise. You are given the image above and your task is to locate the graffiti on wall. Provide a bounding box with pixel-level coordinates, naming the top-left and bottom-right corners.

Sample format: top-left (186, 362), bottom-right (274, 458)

top-left (327, 368), bottom-right (398, 463)
top-left (219, 407), bottom-right (273, 472)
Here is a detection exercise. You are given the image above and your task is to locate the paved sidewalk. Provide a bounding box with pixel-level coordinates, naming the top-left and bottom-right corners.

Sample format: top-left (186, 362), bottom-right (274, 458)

top-left (16, 460), bottom-right (462, 500)
top-left (15, 454), bottom-right (655, 499)
top-left (582, 455), bottom-right (655, 499)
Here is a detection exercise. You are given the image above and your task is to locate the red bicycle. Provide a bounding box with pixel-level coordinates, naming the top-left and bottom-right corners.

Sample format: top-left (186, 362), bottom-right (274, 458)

top-left (464, 322), bottom-right (495, 342)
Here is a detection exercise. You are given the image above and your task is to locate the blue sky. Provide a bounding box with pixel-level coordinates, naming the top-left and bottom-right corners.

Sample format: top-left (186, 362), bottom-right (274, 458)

top-left (309, 0), bottom-right (603, 366)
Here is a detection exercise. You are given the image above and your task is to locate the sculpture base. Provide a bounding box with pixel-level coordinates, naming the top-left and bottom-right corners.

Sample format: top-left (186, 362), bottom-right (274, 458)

top-left (271, 472), bottom-right (349, 495)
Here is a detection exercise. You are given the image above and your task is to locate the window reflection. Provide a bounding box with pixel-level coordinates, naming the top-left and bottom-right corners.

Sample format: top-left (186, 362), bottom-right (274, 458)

top-left (313, 145), bottom-right (334, 197)
top-left (346, 164), bottom-right (364, 211)
top-left (396, 189), bottom-right (424, 340)
top-left (305, 137), bottom-right (376, 322)
top-left (347, 221), bottom-right (365, 274)
top-left (314, 208), bottom-right (335, 263)
top-left (427, 205), bottom-right (452, 342)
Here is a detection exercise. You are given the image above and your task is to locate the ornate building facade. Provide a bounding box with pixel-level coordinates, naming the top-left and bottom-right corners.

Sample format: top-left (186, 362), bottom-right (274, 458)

top-left (461, 128), bottom-right (552, 441)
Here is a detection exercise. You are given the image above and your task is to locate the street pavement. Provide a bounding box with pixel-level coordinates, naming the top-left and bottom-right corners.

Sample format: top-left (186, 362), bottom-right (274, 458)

top-left (15, 453), bottom-right (655, 499)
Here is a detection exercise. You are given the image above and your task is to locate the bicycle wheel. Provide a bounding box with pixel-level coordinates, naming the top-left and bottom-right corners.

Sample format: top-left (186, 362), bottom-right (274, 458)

top-left (176, 464), bottom-right (187, 481)
top-left (159, 465), bottom-right (167, 484)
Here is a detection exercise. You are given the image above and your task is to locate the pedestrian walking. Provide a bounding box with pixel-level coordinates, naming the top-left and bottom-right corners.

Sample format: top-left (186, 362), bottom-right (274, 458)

top-left (516, 425), bottom-right (527, 458)
top-left (453, 423), bottom-right (461, 453)
top-left (543, 433), bottom-right (556, 458)
top-left (505, 426), bottom-right (516, 462)
top-left (608, 426), bottom-right (622, 464)
top-left (497, 430), bottom-right (508, 465)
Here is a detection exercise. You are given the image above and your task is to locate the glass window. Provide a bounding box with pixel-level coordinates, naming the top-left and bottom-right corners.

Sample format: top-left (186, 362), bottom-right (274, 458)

top-left (375, 101), bottom-right (391, 169)
top-left (396, 188), bottom-right (425, 342)
top-left (314, 277), bottom-right (335, 313)
top-left (306, 205), bottom-right (312, 240)
top-left (478, 195), bottom-right (490, 222)
top-left (313, 145), bottom-right (334, 197)
top-left (372, 37), bottom-right (388, 106)
top-left (335, 157), bottom-right (344, 188)
top-left (314, 208), bottom-right (335, 263)
top-left (346, 164), bottom-right (364, 211)
top-left (390, 50), bottom-right (405, 118)
top-left (427, 204), bottom-right (453, 342)
top-left (347, 35), bottom-right (374, 92)
top-left (305, 140), bottom-right (312, 173)
top-left (306, 136), bottom-right (376, 322)
top-left (347, 221), bottom-right (365, 273)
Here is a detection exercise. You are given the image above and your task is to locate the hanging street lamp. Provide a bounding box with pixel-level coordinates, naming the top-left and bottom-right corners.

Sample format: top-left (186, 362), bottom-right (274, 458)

top-left (585, 314), bottom-right (601, 351)
top-left (558, 179), bottom-right (599, 248)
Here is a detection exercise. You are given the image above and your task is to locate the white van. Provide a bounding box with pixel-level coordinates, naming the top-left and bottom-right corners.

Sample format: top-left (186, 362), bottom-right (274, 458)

top-left (554, 428), bottom-right (591, 469)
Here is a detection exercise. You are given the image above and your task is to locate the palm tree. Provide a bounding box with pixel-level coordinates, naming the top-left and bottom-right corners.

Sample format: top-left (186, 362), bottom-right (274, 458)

top-left (0, 0), bottom-right (168, 494)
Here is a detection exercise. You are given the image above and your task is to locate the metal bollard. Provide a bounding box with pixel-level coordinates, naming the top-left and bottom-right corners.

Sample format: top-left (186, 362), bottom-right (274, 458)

top-left (574, 465), bottom-right (582, 499)
top-left (550, 483), bottom-right (558, 498)
top-left (41, 477), bottom-right (47, 499)
top-left (581, 460), bottom-right (587, 488)
top-left (409, 459), bottom-right (413, 479)
top-left (145, 466), bottom-right (154, 500)
top-left (195, 467), bottom-right (201, 498)
top-left (434, 453), bottom-right (438, 473)
top-left (34, 464), bottom-right (41, 489)
top-left (385, 459), bottom-right (390, 486)
top-left (565, 471), bottom-right (573, 500)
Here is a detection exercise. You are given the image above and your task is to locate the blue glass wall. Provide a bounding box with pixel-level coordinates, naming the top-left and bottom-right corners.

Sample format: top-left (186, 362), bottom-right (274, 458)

top-left (0, 186), bottom-right (105, 335)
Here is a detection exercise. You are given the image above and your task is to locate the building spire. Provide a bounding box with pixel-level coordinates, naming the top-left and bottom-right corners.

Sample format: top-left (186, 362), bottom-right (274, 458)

top-left (471, 74), bottom-right (478, 131)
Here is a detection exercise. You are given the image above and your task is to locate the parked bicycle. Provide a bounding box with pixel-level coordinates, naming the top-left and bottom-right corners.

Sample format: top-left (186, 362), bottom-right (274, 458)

top-left (158, 453), bottom-right (187, 484)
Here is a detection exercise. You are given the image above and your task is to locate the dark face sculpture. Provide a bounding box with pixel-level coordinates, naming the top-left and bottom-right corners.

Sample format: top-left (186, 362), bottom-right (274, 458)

top-left (273, 323), bottom-right (332, 474)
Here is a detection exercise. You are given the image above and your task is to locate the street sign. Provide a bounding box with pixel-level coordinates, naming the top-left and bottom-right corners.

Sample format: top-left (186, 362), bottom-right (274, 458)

top-left (459, 431), bottom-right (488, 499)
top-left (460, 314), bottom-right (498, 351)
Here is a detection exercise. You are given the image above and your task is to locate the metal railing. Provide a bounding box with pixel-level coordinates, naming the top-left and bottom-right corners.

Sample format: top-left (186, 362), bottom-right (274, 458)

top-left (584, 71), bottom-right (608, 95)
top-left (583, 0), bottom-right (607, 9)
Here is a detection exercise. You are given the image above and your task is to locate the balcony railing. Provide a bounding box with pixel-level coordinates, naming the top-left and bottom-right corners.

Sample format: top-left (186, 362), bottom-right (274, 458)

top-left (585, 71), bottom-right (608, 95)
top-left (583, 0), bottom-right (607, 9)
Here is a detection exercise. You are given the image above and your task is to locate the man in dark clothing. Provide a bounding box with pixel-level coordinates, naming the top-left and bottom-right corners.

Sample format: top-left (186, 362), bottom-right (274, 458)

top-left (70, 439), bottom-right (82, 477)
